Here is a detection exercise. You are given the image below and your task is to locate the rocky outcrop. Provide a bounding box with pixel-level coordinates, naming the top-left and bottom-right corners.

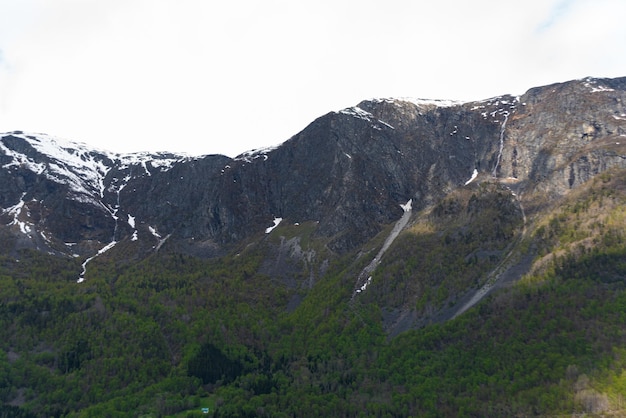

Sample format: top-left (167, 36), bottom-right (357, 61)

top-left (501, 77), bottom-right (626, 200)
top-left (200, 95), bottom-right (513, 252)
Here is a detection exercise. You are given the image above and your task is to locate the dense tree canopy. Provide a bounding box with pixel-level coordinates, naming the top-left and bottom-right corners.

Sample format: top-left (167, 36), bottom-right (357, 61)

top-left (3, 173), bottom-right (626, 416)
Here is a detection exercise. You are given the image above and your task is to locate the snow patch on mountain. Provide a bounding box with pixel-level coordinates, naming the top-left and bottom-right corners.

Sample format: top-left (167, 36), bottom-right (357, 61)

top-left (370, 97), bottom-right (463, 108)
top-left (265, 217), bottom-right (283, 234)
top-left (2, 193), bottom-right (32, 235)
top-left (148, 226), bottom-right (170, 250)
top-left (2, 132), bottom-right (112, 199)
top-left (358, 276), bottom-right (373, 293)
top-left (235, 145), bottom-right (279, 163)
top-left (339, 106), bottom-right (375, 121)
top-left (465, 169), bottom-right (478, 185)
top-left (338, 96), bottom-right (471, 129)
top-left (117, 151), bottom-right (187, 172)
top-left (338, 106), bottom-right (396, 130)
top-left (0, 141), bottom-right (46, 174)
top-left (470, 96), bottom-right (518, 122)
top-left (1, 132), bottom-right (188, 204)
top-left (128, 214), bottom-right (138, 241)
top-left (582, 77), bottom-right (615, 93)
top-left (149, 226), bottom-right (161, 238)
top-left (78, 240), bottom-right (117, 283)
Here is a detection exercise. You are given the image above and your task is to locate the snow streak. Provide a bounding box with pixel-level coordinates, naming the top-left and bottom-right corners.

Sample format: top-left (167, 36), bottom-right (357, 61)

top-left (352, 199), bottom-right (412, 297)
top-left (465, 169), bottom-right (478, 185)
top-left (77, 241), bottom-right (117, 283)
top-left (265, 217), bottom-right (283, 234)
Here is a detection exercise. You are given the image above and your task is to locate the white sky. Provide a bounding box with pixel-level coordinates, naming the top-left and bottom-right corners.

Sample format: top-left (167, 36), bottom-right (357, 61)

top-left (0, 0), bottom-right (625, 157)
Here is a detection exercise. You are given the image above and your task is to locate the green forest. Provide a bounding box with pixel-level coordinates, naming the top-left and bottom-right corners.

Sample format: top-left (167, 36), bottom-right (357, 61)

top-left (3, 173), bottom-right (626, 417)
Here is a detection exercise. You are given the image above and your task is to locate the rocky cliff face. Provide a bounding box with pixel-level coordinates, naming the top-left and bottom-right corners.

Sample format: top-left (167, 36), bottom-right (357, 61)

top-left (2, 76), bottom-right (626, 263)
top-left (0, 132), bottom-right (229, 257)
top-left (503, 77), bottom-right (626, 200)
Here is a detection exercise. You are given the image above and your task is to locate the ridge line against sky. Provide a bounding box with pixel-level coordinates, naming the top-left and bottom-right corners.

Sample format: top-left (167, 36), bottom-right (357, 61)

top-left (0, 0), bottom-right (625, 157)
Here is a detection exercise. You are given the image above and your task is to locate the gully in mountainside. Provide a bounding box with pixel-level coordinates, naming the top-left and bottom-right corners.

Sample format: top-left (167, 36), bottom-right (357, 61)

top-left (452, 182), bottom-right (529, 319)
top-left (492, 110), bottom-right (510, 178)
top-left (352, 199), bottom-right (413, 298)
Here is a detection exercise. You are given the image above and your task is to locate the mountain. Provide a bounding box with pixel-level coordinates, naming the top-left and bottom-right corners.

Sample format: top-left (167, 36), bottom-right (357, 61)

top-left (2, 76), bottom-right (626, 284)
top-left (2, 76), bottom-right (626, 416)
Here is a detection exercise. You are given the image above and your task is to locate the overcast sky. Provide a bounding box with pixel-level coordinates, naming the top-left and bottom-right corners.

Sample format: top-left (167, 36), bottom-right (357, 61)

top-left (1, 0), bottom-right (625, 157)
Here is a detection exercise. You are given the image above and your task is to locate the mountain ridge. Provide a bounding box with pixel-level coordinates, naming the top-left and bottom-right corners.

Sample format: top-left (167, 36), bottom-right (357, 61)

top-left (2, 76), bottom-right (626, 263)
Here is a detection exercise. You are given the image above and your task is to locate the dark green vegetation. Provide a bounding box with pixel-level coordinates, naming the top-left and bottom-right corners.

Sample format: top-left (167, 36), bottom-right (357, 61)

top-left (363, 183), bottom-right (524, 321)
top-left (3, 172), bottom-right (626, 417)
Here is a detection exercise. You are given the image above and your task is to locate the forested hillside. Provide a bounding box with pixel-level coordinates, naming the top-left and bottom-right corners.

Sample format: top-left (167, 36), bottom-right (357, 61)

top-left (3, 167), bottom-right (626, 417)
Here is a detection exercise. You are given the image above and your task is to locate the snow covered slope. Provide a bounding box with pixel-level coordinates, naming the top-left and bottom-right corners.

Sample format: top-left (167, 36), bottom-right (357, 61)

top-left (0, 131), bottom-right (187, 201)
top-left (0, 131), bottom-right (191, 264)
